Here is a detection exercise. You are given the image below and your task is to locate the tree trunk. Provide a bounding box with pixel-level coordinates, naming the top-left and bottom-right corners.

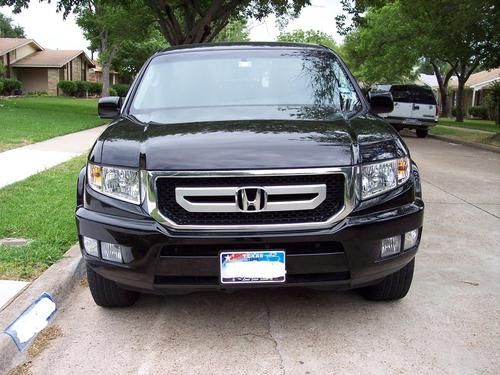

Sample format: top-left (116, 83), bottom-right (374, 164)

top-left (102, 62), bottom-right (110, 96)
top-left (455, 80), bottom-right (465, 122)
top-left (439, 87), bottom-right (450, 118)
top-left (430, 60), bottom-right (455, 118)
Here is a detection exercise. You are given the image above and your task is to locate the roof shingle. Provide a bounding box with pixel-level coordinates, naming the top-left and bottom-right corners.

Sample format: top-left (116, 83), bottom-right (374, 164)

top-left (11, 50), bottom-right (94, 68)
top-left (0, 38), bottom-right (40, 55)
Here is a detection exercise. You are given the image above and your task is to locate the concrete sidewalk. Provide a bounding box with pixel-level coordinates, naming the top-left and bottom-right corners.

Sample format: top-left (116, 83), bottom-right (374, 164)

top-left (0, 125), bottom-right (107, 189)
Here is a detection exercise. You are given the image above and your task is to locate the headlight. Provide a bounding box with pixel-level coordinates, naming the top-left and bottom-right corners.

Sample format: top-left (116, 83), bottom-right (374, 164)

top-left (361, 157), bottom-right (410, 199)
top-left (87, 164), bottom-right (140, 204)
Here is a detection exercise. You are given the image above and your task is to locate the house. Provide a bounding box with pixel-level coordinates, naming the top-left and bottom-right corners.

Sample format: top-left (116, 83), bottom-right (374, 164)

top-left (449, 67), bottom-right (500, 114)
top-left (87, 61), bottom-right (124, 86)
top-left (0, 38), bottom-right (94, 95)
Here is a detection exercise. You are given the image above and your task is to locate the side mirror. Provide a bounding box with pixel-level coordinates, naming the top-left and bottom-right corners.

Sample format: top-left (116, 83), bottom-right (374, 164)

top-left (98, 96), bottom-right (122, 119)
top-left (368, 92), bottom-right (394, 114)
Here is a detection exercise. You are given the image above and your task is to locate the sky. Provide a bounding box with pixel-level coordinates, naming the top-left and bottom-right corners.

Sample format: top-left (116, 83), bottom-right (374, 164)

top-left (1, 0), bottom-right (345, 54)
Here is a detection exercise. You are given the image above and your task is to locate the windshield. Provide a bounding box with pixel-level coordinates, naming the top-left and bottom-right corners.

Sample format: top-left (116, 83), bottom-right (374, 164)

top-left (129, 48), bottom-right (362, 121)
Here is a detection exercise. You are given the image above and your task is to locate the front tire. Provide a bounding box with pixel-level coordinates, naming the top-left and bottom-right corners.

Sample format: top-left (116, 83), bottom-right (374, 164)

top-left (416, 128), bottom-right (428, 138)
top-left (360, 259), bottom-right (415, 301)
top-left (87, 265), bottom-right (139, 307)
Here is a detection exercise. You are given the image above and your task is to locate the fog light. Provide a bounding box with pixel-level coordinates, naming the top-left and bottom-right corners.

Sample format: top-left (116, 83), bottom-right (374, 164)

top-left (404, 229), bottom-right (419, 250)
top-left (381, 235), bottom-right (401, 258)
top-left (101, 242), bottom-right (123, 263)
top-left (83, 237), bottom-right (99, 257)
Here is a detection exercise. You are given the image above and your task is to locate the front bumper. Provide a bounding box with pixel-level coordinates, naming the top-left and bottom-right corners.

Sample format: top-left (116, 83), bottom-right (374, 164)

top-left (76, 199), bottom-right (424, 294)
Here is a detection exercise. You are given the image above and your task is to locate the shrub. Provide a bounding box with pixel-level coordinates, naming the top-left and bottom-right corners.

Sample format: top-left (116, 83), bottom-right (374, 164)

top-left (27, 91), bottom-right (48, 96)
top-left (0, 80), bottom-right (3, 95)
top-left (75, 80), bottom-right (91, 97)
top-left (112, 83), bottom-right (129, 97)
top-left (484, 81), bottom-right (500, 125)
top-left (109, 88), bottom-right (118, 96)
top-left (468, 106), bottom-right (489, 120)
top-left (57, 80), bottom-right (77, 96)
top-left (452, 106), bottom-right (457, 117)
top-left (2, 78), bottom-right (22, 95)
top-left (88, 82), bottom-right (102, 96)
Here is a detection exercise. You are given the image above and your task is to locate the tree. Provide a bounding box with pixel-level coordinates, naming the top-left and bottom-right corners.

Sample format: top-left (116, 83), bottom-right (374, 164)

top-left (399, 0), bottom-right (500, 122)
top-left (112, 29), bottom-right (166, 81)
top-left (1, 0), bottom-right (310, 46)
top-left (75, 1), bottom-right (154, 95)
top-left (277, 29), bottom-right (338, 51)
top-left (340, 3), bottom-right (419, 85)
top-left (111, 17), bottom-right (248, 82)
top-left (0, 11), bottom-right (25, 37)
top-left (142, 0), bottom-right (310, 45)
top-left (213, 17), bottom-right (249, 42)
top-left (339, 0), bottom-right (500, 121)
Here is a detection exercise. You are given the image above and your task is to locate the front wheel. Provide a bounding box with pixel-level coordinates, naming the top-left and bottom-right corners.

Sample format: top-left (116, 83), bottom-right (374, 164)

top-left (416, 128), bottom-right (428, 138)
top-left (87, 265), bottom-right (139, 307)
top-left (360, 259), bottom-right (415, 301)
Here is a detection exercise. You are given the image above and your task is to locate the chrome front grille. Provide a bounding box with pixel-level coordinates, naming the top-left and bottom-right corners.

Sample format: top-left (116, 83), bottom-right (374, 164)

top-left (143, 167), bottom-right (357, 232)
top-left (156, 175), bottom-right (342, 225)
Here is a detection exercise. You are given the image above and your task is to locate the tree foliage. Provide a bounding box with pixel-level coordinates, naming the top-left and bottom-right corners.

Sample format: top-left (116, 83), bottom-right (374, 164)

top-left (277, 29), bottom-right (338, 51)
top-left (341, 3), bottom-right (419, 85)
top-left (112, 29), bottom-right (166, 80)
top-left (75, 0), bottom-right (155, 95)
top-left (213, 17), bottom-right (249, 42)
top-left (0, 11), bottom-right (25, 37)
top-left (142, 0), bottom-right (310, 45)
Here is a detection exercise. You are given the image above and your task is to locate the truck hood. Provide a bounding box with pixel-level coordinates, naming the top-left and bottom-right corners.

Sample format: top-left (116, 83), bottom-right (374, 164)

top-left (92, 107), bottom-right (399, 170)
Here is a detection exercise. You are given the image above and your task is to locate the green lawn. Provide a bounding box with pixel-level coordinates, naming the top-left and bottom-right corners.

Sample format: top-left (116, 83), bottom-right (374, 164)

top-left (430, 126), bottom-right (500, 147)
top-left (0, 96), bottom-right (105, 152)
top-left (0, 156), bottom-right (86, 280)
top-left (438, 118), bottom-right (500, 133)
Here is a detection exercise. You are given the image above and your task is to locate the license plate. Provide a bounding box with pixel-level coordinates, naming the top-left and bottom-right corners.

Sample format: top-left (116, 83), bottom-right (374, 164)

top-left (403, 118), bottom-right (421, 125)
top-left (220, 250), bottom-right (286, 284)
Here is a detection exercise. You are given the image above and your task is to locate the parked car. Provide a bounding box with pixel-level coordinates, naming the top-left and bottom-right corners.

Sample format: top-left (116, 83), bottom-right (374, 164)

top-left (371, 84), bottom-right (438, 138)
top-left (76, 43), bottom-right (424, 307)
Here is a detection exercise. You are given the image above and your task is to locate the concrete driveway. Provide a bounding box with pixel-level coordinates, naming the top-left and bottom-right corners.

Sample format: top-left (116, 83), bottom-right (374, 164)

top-left (27, 135), bottom-right (500, 375)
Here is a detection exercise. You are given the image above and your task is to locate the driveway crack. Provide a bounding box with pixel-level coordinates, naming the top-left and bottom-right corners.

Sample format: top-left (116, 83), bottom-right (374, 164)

top-left (423, 178), bottom-right (500, 220)
top-left (265, 293), bottom-right (285, 375)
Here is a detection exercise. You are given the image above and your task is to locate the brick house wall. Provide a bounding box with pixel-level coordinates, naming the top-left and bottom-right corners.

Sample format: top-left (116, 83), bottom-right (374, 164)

top-left (48, 68), bottom-right (60, 96)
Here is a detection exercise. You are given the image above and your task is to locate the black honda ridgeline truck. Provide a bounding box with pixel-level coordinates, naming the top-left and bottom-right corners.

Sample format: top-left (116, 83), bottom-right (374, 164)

top-left (76, 43), bottom-right (424, 307)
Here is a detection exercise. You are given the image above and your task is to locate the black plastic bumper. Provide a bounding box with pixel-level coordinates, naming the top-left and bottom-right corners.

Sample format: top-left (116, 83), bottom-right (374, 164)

top-left (76, 199), bottom-right (424, 294)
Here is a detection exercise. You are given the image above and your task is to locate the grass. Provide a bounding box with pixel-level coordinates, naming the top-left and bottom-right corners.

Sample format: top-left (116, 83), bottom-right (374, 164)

top-left (438, 118), bottom-right (500, 133)
top-left (0, 155), bottom-right (86, 280)
top-left (0, 96), bottom-right (105, 152)
top-left (430, 126), bottom-right (500, 147)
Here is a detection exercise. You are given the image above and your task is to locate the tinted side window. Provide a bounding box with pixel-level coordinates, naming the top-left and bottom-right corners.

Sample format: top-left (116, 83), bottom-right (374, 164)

top-left (412, 87), bottom-right (437, 105)
top-left (390, 86), bottom-right (412, 103)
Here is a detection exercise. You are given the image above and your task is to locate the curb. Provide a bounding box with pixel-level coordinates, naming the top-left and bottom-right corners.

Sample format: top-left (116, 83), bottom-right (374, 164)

top-left (428, 134), bottom-right (500, 153)
top-left (0, 244), bottom-right (84, 373)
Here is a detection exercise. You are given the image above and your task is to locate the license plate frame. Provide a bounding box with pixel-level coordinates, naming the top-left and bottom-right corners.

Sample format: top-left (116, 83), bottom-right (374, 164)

top-left (403, 118), bottom-right (422, 125)
top-left (219, 250), bottom-right (286, 284)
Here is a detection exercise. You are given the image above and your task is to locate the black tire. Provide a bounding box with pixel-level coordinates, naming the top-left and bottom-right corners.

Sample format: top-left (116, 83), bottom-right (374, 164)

top-left (416, 128), bottom-right (428, 138)
top-left (360, 259), bottom-right (415, 301)
top-left (87, 265), bottom-right (139, 307)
